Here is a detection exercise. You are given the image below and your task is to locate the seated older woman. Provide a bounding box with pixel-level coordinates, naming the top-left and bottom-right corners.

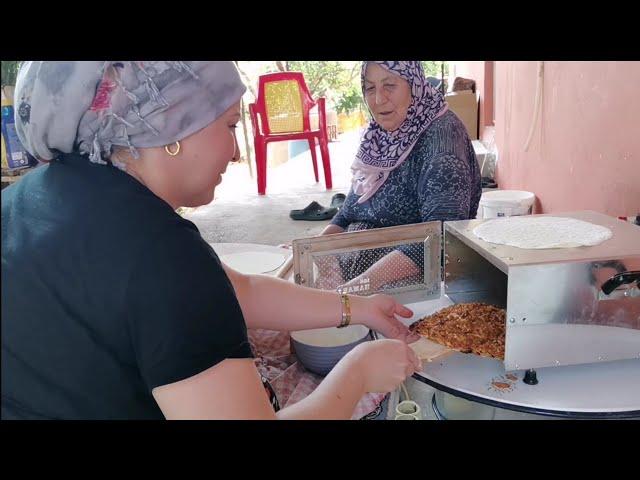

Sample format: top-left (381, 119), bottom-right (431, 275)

top-left (318, 61), bottom-right (481, 292)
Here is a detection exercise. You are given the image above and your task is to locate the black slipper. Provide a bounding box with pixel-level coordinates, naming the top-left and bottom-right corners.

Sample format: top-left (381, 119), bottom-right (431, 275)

top-left (289, 201), bottom-right (338, 221)
top-left (330, 193), bottom-right (346, 209)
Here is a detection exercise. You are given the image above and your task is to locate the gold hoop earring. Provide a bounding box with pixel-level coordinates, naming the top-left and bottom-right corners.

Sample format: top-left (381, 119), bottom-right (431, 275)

top-left (164, 141), bottom-right (181, 156)
top-left (230, 129), bottom-right (238, 161)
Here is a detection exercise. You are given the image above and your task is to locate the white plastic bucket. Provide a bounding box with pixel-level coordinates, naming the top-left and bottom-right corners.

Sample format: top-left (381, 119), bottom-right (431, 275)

top-left (479, 190), bottom-right (535, 219)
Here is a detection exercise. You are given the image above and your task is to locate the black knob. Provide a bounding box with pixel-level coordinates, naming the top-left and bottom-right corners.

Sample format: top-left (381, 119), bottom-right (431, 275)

top-left (523, 369), bottom-right (538, 385)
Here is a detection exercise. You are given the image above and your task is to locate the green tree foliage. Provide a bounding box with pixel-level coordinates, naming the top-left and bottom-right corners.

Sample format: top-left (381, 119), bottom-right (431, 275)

top-left (1, 61), bottom-right (22, 87)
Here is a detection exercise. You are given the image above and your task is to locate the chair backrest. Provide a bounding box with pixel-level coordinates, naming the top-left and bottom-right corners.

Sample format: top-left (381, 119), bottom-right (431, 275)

top-left (254, 72), bottom-right (316, 135)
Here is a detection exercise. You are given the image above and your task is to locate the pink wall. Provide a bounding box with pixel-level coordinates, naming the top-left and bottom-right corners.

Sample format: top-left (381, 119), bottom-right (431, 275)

top-left (493, 61), bottom-right (640, 217)
top-left (483, 61), bottom-right (494, 127)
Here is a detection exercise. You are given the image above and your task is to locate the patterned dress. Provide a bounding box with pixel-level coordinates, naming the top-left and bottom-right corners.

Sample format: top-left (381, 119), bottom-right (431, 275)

top-left (331, 111), bottom-right (481, 281)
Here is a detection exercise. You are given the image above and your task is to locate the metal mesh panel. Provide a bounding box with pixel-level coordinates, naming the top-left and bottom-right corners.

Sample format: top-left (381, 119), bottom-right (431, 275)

top-left (310, 240), bottom-right (428, 296)
top-left (293, 222), bottom-right (442, 304)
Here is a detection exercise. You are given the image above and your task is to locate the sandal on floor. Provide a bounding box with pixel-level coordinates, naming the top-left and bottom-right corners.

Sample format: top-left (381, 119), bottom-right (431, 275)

top-left (330, 193), bottom-right (346, 209)
top-left (289, 201), bottom-right (338, 221)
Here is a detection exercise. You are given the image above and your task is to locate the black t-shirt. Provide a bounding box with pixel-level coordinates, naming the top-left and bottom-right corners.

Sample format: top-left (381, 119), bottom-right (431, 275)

top-left (1, 153), bottom-right (254, 419)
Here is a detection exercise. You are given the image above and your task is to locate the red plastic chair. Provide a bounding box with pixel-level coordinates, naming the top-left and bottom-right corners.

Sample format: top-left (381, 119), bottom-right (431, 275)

top-left (249, 72), bottom-right (332, 195)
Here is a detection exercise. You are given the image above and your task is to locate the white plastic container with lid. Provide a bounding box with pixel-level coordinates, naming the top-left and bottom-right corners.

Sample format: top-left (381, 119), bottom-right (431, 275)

top-left (479, 190), bottom-right (535, 219)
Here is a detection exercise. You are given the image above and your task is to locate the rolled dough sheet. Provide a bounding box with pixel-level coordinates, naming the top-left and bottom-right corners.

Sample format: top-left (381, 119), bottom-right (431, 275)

top-left (221, 251), bottom-right (288, 274)
top-left (472, 216), bottom-right (613, 249)
top-left (409, 337), bottom-right (455, 361)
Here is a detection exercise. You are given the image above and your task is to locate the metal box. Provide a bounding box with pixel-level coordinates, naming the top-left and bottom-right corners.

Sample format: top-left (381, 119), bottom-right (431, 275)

top-left (444, 210), bottom-right (640, 370)
top-left (292, 210), bottom-right (640, 371)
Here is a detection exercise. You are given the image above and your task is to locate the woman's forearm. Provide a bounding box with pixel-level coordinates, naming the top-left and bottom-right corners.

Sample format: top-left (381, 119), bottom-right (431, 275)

top-left (228, 270), bottom-right (346, 331)
top-left (320, 224), bottom-right (345, 236)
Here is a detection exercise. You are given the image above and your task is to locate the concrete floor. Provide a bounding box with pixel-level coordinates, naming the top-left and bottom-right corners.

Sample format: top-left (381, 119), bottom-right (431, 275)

top-left (184, 131), bottom-right (361, 246)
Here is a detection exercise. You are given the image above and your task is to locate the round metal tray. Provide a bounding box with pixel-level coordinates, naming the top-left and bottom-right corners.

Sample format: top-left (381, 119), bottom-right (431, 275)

top-left (412, 353), bottom-right (640, 419)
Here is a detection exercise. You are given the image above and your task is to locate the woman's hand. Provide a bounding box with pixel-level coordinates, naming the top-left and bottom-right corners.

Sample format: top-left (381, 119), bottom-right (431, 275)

top-left (343, 339), bottom-right (422, 393)
top-left (350, 293), bottom-right (420, 343)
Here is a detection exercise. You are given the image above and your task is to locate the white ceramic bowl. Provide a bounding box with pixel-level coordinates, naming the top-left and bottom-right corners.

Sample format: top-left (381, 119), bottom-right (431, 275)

top-left (290, 324), bottom-right (372, 376)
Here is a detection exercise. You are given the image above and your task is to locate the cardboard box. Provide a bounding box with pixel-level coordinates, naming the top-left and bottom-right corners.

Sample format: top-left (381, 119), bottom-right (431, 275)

top-left (445, 90), bottom-right (478, 140)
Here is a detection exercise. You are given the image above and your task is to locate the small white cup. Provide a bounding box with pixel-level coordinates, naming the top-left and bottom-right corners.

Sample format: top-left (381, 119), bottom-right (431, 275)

top-left (395, 413), bottom-right (418, 420)
top-left (395, 400), bottom-right (421, 420)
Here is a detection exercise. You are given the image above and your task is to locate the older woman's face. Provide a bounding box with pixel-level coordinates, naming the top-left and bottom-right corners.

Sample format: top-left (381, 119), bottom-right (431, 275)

top-left (364, 63), bottom-right (412, 132)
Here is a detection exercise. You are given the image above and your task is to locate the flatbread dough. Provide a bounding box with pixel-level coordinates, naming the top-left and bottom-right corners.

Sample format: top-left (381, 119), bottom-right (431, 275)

top-left (220, 252), bottom-right (287, 274)
top-left (409, 337), bottom-right (454, 362)
top-left (472, 216), bottom-right (613, 249)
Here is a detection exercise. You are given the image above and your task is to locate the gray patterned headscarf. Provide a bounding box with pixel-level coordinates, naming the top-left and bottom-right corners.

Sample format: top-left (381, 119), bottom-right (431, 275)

top-left (13, 61), bottom-right (246, 167)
